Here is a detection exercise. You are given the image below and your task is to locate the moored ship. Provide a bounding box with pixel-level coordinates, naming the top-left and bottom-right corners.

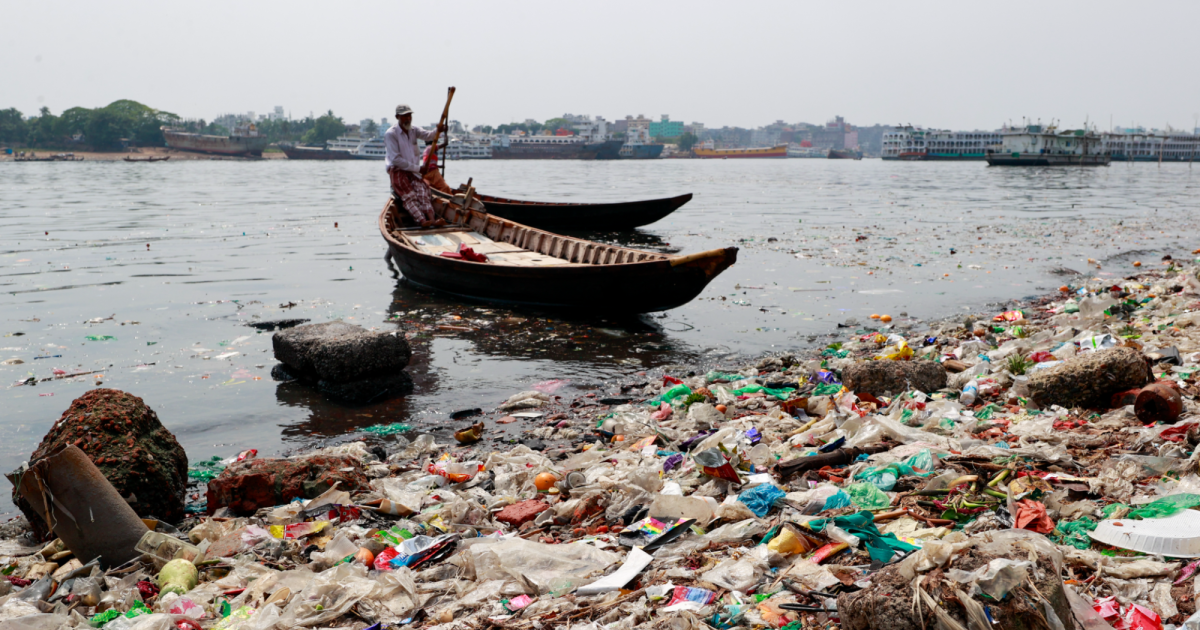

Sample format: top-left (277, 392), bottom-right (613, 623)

top-left (985, 123), bottom-right (1110, 166)
top-left (618, 126), bottom-right (664, 159)
top-left (881, 125), bottom-right (1002, 160)
top-left (827, 148), bottom-right (863, 160)
top-left (1102, 129), bottom-right (1200, 162)
top-left (162, 124), bottom-right (269, 157)
top-left (692, 143), bottom-right (787, 158)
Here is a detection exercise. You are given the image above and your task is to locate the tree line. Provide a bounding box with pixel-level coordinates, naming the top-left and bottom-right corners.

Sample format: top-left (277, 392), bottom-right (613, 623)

top-left (0, 101), bottom-right (180, 149)
top-left (0, 102), bottom-right (353, 150)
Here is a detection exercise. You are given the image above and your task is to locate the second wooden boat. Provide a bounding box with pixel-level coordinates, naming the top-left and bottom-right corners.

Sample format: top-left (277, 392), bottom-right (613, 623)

top-left (437, 188), bottom-right (691, 231)
top-left (380, 193), bottom-right (735, 314)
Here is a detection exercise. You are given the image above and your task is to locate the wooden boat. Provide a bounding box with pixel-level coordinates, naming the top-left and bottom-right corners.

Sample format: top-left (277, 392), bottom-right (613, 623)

top-left (437, 188), bottom-right (691, 231)
top-left (123, 156), bottom-right (170, 162)
top-left (380, 194), bottom-right (736, 313)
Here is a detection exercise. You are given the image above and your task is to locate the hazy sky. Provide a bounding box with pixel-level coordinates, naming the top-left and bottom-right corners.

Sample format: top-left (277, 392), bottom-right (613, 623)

top-left (5, 0), bottom-right (1199, 131)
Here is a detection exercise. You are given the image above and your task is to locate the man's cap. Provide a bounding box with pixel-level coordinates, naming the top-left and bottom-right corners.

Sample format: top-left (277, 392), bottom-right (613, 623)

top-left (395, 104), bottom-right (413, 116)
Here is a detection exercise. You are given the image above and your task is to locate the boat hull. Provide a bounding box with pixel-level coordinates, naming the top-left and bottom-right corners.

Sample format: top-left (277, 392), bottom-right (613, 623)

top-left (281, 146), bottom-right (358, 160)
top-left (828, 149), bottom-right (863, 160)
top-left (444, 190), bottom-right (692, 231)
top-left (380, 199), bottom-right (735, 314)
top-left (694, 145), bottom-right (788, 158)
top-left (490, 139), bottom-right (622, 160)
top-left (620, 144), bottom-right (665, 159)
top-left (163, 130), bottom-right (269, 157)
top-left (986, 153), bottom-right (1111, 166)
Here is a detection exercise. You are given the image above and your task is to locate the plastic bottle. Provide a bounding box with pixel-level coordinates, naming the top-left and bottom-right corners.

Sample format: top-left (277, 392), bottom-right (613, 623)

top-left (961, 380), bottom-right (979, 405)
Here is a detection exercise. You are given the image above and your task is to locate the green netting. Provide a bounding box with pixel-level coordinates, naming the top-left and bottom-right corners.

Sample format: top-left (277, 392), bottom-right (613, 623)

top-left (1052, 517), bottom-right (1098, 550)
top-left (361, 423), bottom-right (413, 436)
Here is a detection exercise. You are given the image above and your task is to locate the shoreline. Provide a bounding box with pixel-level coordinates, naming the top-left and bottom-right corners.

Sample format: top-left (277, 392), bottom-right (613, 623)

top-left (1, 146), bottom-right (287, 161)
top-left (0, 186), bottom-right (1197, 627)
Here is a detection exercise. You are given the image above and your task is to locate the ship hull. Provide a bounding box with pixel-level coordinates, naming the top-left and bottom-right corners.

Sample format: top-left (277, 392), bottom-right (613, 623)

top-left (827, 149), bottom-right (863, 160)
top-left (986, 153), bottom-right (1111, 166)
top-left (620, 144), bottom-right (665, 159)
top-left (491, 139), bottom-right (622, 160)
top-left (281, 146), bottom-right (357, 160)
top-left (163, 130), bottom-right (269, 157)
top-left (587, 140), bottom-right (624, 160)
top-left (884, 151), bottom-right (988, 161)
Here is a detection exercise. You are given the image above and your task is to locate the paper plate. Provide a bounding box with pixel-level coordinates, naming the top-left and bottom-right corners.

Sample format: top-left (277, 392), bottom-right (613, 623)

top-left (1089, 509), bottom-right (1200, 557)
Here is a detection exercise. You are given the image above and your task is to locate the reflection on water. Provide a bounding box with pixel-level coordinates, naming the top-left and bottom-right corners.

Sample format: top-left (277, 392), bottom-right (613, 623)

top-left (2, 159), bottom-right (1199, 516)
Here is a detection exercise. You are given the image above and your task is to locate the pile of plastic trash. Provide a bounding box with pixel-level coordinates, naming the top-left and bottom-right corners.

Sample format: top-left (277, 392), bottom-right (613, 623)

top-left (7, 262), bottom-right (1200, 629)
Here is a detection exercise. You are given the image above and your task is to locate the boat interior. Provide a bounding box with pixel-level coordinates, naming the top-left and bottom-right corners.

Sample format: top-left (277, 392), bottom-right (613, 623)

top-left (385, 194), bottom-right (671, 268)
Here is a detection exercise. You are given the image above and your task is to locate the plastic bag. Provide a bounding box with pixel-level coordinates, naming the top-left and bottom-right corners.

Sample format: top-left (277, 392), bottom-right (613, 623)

top-left (731, 385), bottom-right (795, 400)
top-left (647, 384), bottom-right (692, 406)
top-left (1126, 493), bottom-right (1200, 520)
top-left (737, 484), bottom-right (786, 518)
top-left (846, 482), bottom-right (891, 510)
top-left (468, 538), bottom-right (621, 594)
top-left (700, 548), bottom-right (769, 592)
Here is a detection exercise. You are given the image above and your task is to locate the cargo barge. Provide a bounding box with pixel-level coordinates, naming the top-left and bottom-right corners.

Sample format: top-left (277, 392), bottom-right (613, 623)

top-left (162, 124), bottom-right (269, 157)
top-left (692, 143), bottom-right (787, 158)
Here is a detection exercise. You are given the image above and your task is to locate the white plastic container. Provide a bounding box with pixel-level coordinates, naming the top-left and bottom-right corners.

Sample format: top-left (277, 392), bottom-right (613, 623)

top-left (1089, 509), bottom-right (1200, 557)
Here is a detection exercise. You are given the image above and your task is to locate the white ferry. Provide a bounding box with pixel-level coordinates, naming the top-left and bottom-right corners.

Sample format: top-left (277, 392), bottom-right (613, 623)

top-left (325, 133), bottom-right (386, 160)
top-left (1102, 129), bottom-right (1200, 162)
top-left (882, 125), bottom-right (1002, 160)
top-left (985, 123), bottom-right (1110, 166)
top-left (444, 138), bottom-right (492, 159)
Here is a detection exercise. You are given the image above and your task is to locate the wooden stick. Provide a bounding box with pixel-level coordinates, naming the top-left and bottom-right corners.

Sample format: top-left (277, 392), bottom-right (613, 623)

top-left (422, 86), bottom-right (455, 176)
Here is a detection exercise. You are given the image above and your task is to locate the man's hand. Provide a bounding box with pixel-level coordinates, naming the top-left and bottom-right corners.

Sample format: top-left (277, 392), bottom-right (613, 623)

top-left (437, 123), bottom-right (448, 134)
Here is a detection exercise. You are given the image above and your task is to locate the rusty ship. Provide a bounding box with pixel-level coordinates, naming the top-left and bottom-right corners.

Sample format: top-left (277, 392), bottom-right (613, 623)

top-left (162, 124), bottom-right (269, 157)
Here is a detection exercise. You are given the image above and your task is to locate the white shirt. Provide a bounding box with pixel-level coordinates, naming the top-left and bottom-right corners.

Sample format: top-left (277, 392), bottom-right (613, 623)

top-left (384, 123), bottom-right (437, 173)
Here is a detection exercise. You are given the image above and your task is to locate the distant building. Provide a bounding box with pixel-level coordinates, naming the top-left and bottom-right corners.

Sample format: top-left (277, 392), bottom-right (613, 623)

top-left (615, 114), bottom-right (653, 135)
top-left (649, 115), bottom-right (684, 139)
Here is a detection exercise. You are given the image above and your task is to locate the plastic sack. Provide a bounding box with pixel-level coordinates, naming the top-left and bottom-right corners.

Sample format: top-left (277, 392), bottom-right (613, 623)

top-left (1126, 493), bottom-right (1200, 520)
top-left (846, 482), bottom-right (891, 510)
top-left (737, 484), bottom-right (786, 518)
top-left (731, 385), bottom-right (795, 401)
top-left (468, 538), bottom-right (621, 594)
top-left (647, 384), bottom-right (692, 406)
top-left (700, 548), bottom-right (769, 592)
top-left (822, 489), bottom-right (852, 511)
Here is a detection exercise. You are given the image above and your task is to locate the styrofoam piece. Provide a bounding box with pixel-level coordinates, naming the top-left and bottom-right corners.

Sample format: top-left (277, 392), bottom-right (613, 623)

top-left (1089, 509), bottom-right (1200, 557)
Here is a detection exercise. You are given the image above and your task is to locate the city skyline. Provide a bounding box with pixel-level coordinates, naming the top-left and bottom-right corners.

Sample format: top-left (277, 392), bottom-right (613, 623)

top-left (4, 0), bottom-right (1199, 132)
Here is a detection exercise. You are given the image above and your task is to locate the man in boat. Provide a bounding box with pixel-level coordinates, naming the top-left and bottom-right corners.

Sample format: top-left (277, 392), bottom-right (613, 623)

top-left (385, 104), bottom-right (446, 228)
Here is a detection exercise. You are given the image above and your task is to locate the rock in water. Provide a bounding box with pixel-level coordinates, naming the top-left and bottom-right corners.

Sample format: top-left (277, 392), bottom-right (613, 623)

top-left (15, 389), bottom-right (188, 536)
top-left (206, 455), bottom-right (368, 515)
top-left (842, 360), bottom-right (948, 396)
top-left (272, 321), bottom-right (412, 403)
top-left (1028, 346), bottom-right (1151, 409)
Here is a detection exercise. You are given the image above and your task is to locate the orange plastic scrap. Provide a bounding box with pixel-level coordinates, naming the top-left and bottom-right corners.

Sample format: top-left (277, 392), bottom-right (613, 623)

top-left (1014, 499), bottom-right (1054, 534)
top-left (993, 310), bottom-right (1025, 322)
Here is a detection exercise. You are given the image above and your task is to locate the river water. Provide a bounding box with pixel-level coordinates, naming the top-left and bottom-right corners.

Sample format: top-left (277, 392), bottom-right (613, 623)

top-left (2, 158), bottom-right (1199, 514)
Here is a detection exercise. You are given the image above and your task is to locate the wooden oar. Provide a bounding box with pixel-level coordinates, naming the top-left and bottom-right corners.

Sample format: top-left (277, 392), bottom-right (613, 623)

top-left (422, 86), bottom-right (455, 176)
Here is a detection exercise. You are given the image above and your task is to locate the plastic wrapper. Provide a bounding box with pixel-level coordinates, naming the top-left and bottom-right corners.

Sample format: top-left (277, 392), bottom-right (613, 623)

top-left (845, 482), bottom-right (890, 510)
top-left (699, 548), bottom-right (769, 592)
top-left (468, 538), bottom-right (621, 594)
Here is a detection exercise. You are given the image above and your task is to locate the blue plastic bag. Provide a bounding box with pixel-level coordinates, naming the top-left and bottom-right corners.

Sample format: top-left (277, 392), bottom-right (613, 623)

top-left (738, 483), bottom-right (787, 518)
